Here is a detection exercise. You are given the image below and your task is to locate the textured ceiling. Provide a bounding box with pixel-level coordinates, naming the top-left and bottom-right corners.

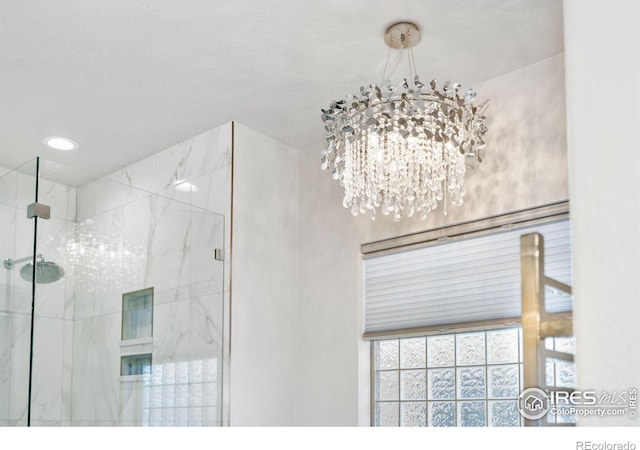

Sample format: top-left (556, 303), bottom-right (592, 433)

top-left (0, 0), bottom-right (564, 184)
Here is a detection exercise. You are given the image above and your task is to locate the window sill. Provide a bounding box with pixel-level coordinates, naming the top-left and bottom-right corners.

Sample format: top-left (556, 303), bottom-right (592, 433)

top-left (120, 337), bottom-right (153, 347)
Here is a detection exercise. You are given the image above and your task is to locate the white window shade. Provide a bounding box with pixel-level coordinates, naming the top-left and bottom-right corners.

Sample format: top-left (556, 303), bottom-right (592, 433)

top-left (364, 220), bottom-right (572, 335)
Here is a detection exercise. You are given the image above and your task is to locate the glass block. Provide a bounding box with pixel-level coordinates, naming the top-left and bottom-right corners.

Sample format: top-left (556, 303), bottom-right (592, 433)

top-left (176, 361), bottom-right (189, 384)
top-left (400, 370), bottom-right (426, 400)
top-left (163, 362), bottom-right (176, 384)
top-left (487, 365), bottom-right (519, 399)
top-left (163, 385), bottom-right (176, 407)
top-left (176, 384), bottom-right (189, 407)
top-left (142, 386), bottom-right (151, 408)
top-left (175, 407), bottom-right (189, 426)
top-left (428, 401), bottom-right (455, 427)
top-left (189, 383), bottom-right (204, 407)
top-left (377, 340), bottom-right (399, 370)
top-left (150, 385), bottom-right (162, 408)
top-left (488, 400), bottom-right (519, 427)
top-left (400, 337), bottom-right (426, 368)
top-left (545, 337), bottom-right (554, 351)
top-left (150, 364), bottom-right (163, 385)
top-left (456, 332), bottom-right (486, 366)
top-left (545, 359), bottom-right (555, 387)
top-left (457, 367), bottom-right (486, 399)
top-left (458, 401), bottom-right (486, 427)
top-left (555, 359), bottom-right (576, 389)
top-left (162, 407), bottom-right (175, 425)
top-left (486, 328), bottom-right (519, 364)
top-left (427, 335), bottom-right (455, 367)
top-left (204, 406), bottom-right (218, 424)
top-left (149, 407), bottom-right (162, 425)
top-left (519, 328), bottom-right (523, 361)
top-left (556, 409), bottom-right (577, 424)
top-left (519, 364), bottom-right (524, 391)
top-left (554, 337), bottom-right (576, 355)
top-left (204, 382), bottom-right (217, 406)
top-left (376, 371), bottom-right (399, 401)
top-left (428, 368), bottom-right (455, 400)
top-left (376, 402), bottom-right (399, 426)
top-left (204, 358), bottom-right (218, 382)
top-left (189, 406), bottom-right (203, 425)
top-left (189, 360), bottom-right (204, 382)
top-left (400, 402), bottom-right (427, 427)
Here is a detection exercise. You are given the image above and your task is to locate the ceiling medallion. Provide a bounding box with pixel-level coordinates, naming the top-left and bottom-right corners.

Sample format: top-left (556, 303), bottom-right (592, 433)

top-left (320, 22), bottom-right (488, 221)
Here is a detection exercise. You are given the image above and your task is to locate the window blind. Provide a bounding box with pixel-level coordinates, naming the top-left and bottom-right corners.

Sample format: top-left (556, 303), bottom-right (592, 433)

top-left (363, 219), bottom-right (572, 334)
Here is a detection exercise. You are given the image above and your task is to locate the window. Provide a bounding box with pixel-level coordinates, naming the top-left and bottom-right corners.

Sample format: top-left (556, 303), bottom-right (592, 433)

top-left (374, 328), bottom-right (523, 426)
top-left (363, 203), bottom-right (575, 427)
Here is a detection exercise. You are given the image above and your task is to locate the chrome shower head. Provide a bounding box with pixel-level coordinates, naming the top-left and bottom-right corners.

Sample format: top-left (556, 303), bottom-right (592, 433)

top-left (3, 254), bottom-right (64, 284)
top-left (19, 260), bottom-right (65, 284)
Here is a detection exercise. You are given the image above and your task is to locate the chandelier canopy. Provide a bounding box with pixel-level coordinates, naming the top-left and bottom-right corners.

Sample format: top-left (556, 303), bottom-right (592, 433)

top-left (320, 22), bottom-right (488, 221)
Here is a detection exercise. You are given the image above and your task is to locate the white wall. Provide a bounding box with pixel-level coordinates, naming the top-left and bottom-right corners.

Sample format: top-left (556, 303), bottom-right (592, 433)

top-left (296, 55), bottom-right (569, 425)
top-left (230, 122), bottom-right (299, 426)
top-left (564, 0), bottom-right (640, 426)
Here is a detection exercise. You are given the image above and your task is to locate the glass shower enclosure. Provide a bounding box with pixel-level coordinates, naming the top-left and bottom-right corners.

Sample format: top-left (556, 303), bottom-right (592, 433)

top-left (0, 157), bottom-right (225, 426)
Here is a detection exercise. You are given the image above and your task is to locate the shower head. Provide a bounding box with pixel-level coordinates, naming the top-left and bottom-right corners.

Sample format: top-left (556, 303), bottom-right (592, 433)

top-left (3, 254), bottom-right (64, 284)
top-left (19, 260), bottom-right (65, 284)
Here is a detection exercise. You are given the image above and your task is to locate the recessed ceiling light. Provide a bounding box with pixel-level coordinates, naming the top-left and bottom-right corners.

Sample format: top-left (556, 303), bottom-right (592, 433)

top-left (43, 136), bottom-right (79, 151)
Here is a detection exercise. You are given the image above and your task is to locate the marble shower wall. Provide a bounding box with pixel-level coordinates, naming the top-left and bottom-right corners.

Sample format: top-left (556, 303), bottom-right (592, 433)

top-left (71, 121), bottom-right (231, 426)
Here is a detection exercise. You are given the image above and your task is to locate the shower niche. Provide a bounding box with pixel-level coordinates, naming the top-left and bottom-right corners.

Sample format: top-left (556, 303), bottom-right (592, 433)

top-left (0, 156), bottom-right (226, 426)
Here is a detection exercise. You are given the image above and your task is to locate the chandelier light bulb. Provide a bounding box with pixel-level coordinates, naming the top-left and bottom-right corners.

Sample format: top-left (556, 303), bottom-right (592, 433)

top-left (320, 22), bottom-right (488, 221)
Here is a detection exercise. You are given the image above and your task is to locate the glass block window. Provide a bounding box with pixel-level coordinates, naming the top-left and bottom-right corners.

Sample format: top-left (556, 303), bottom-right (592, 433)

top-left (122, 288), bottom-right (153, 340)
top-left (142, 359), bottom-right (219, 426)
top-left (544, 336), bottom-right (577, 425)
top-left (373, 328), bottom-right (523, 427)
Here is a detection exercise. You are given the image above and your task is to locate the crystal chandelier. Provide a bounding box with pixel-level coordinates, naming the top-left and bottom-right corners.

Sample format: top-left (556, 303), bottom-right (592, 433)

top-left (321, 22), bottom-right (488, 221)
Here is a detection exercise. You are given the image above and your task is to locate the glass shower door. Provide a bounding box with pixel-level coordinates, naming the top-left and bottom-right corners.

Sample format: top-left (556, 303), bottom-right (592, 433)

top-left (0, 158), bottom-right (39, 426)
top-left (2, 157), bottom-right (226, 426)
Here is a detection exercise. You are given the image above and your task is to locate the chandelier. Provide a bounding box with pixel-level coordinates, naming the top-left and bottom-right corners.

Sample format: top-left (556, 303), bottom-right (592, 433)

top-left (320, 22), bottom-right (488, 221)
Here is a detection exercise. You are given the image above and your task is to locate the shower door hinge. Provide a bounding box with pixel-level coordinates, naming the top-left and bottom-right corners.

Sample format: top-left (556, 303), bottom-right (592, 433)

top-left (214, 249), bottom-right (225, 261)
top-left (27, 203), bottom-right (51, 220)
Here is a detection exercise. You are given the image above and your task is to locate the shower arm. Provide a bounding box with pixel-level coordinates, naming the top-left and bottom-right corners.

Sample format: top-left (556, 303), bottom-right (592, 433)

top-left (3, 254), bottom-right (44, 270)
